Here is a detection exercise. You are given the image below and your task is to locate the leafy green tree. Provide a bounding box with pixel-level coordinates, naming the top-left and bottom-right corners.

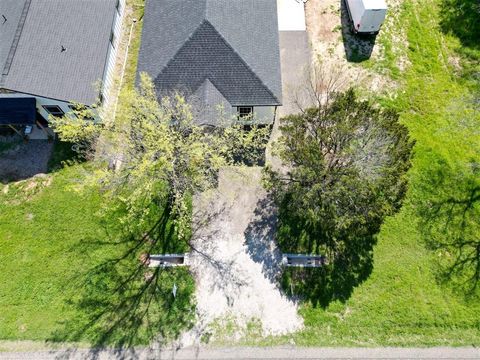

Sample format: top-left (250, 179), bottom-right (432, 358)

top-left (52, 73), bottom-right (270, 239)
top-left (440, 0), bottom-right (480, 49)
top-left (49, 74), bottom-right (270, 345)
top-left (266, 89), bottom-right (413, 305)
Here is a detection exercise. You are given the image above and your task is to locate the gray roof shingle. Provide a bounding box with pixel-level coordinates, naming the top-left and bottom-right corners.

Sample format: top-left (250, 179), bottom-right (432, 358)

top-left (0, 0), bottom-right (117, 104)
top-left (0, 0), bottom-right (28, 79)
top-left (137, 0), bottom-right (282, 107)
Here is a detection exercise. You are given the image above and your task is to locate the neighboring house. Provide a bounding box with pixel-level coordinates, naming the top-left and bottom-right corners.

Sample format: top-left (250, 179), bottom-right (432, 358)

top-left (0, 0), bottom-right (125, 131)
top-left (136, 0), bottom-right (282, 125)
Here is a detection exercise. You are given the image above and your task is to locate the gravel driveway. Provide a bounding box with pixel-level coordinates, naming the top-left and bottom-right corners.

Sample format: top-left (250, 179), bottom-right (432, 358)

top-left (181, 2), bottom-right (312, 344)
top-left (185, 167), bottom-right (302, 343)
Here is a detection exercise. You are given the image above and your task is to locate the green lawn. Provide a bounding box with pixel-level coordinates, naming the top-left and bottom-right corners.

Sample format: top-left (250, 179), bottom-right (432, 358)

top-left (248, 0), bottom-right (480, 347)
top-left (0, 158), bottom-right (194, 346)
top-left (0, 165), bottom-right (105, 340)
top-left (1, 0), bottom-right (479, 348)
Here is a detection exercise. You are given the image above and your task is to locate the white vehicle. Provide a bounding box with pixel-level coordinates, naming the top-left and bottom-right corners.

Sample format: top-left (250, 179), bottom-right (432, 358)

top-left (345, 0), bottom-right (387, 35)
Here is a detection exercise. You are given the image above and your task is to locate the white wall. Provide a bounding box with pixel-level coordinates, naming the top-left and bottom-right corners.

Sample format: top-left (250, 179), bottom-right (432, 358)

top-left (101, 0), bottom-right (126, 107)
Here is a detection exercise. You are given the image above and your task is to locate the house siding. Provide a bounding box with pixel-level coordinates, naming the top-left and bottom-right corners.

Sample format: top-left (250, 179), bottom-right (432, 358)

top-left (101, 0), bottom-right (126, 106)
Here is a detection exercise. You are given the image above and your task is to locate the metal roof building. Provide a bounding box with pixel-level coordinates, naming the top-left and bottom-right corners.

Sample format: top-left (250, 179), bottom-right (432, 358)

top-left (0, 0), bottom-right (119, 104)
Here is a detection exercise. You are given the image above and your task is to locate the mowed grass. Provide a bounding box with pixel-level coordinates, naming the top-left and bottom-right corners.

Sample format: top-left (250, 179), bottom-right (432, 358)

top-left (288, 209), bottom-right (480, 346)
top-left (0, 158), bottom-right (194, 345)
top-left (243, 0), bottom-right (480, 346)
top-left (0, 165), bottom-right (106, 340)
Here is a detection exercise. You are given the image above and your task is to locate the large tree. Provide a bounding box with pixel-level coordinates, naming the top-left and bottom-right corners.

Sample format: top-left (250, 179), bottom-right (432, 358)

top-left (53, 73), bottom-right (270, 237)
top-left (266, 88), bottom-right (413, 305)
top-left (49, 74), bottom-right (270, 345)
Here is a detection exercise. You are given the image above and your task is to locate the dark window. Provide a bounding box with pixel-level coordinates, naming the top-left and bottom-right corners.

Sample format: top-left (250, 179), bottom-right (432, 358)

top-left (238, 106), bottom-right (253, 119)
top-left (68, 104), bottom-right (94, 120)
top-left (43, 105), bottom-right (64, 117)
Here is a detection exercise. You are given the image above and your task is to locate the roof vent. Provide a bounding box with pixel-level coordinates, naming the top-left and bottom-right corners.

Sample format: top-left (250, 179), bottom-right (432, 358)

top-left (61, 45), bottom-right (67, 53)
top-left (2, 15), bottom-right (6, 24)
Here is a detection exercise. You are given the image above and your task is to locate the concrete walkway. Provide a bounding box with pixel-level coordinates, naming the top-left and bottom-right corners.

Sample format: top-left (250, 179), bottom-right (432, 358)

top-left (1, 346), bottom-right (479, 359)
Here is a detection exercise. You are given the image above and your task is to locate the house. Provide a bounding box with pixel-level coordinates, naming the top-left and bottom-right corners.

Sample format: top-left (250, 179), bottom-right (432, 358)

top-left (0, 0), bottom-right (125, 133)
top-left (136, 0), bottom-right (282, 125)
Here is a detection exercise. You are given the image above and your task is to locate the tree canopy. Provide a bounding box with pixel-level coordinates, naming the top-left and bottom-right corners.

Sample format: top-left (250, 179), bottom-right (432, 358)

top-left (49, 74), bottom-right (270, 345)
top-left (266, 88), bottom-right (413, 305)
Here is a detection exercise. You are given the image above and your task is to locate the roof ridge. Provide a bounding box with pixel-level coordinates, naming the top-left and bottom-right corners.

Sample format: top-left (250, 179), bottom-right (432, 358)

top-left (157, 19), bottom-right (280, 105)
top-left (0, 0), bottom-right (32, 85)
top-left (202, 19), bottom-right (280, 105)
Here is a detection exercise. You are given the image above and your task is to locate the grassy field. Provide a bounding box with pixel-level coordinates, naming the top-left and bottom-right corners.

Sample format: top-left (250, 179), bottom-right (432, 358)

top-left (268, 0), bottom-right (480, 346)
top-left (0, 155), bottom-right (194, 346)
top-left (0, 165), bottom-right (105, 340)
top-left (1, 0), bottom-right (479, 349)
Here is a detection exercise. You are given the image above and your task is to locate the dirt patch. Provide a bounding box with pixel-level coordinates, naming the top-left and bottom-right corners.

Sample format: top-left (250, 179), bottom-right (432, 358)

top-left (1, 173), bottom-right (53, 204)
top-left (305, 0), bottom-right (406, 92)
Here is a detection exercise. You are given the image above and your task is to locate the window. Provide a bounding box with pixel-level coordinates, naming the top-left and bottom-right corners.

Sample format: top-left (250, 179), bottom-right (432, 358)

top-left (237, 106), bottom-right (253, 119)
top-left (43, 105), bottom-right (64, 117)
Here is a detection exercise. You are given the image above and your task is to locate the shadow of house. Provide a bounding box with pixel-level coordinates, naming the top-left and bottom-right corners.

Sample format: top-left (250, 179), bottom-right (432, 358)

top-left (340, 0), bottom-right (377, 62)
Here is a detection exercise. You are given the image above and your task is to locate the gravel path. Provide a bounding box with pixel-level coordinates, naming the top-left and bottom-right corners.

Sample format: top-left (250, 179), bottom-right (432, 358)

top-left (183, 167), bottom-right (302, 344)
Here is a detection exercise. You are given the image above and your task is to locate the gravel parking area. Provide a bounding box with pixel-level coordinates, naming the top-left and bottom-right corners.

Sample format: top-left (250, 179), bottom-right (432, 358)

top-left (0, 140), bottom-right (53, 183)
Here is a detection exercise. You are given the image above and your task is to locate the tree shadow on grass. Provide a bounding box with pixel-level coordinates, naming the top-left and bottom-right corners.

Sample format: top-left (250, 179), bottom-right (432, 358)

top-left (280, 244), bottom-right (375, 308)
top-left (418, 176), bottom-right (480, 298)
top-left (340, 0), bottom-right (377, 63)
top-left (439, 0), bottom-right (480, 52)
top-left (47, 140), bottom-right (81, 173)
top-left (244, 192), bottom-right (375, 308)
top-left (49, 201), bottom-right (196, 352)
top-left (274, 194), bottom-right (376, 308)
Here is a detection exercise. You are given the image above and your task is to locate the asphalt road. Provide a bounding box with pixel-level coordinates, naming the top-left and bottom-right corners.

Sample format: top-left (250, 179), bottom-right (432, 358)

top-left (0, 347), bottom-right (479, 360)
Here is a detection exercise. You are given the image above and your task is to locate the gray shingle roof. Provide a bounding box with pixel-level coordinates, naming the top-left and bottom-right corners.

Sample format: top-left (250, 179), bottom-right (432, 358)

top-left (137, 0), bottom-right (282, 107)
top-left (0, 0), bottom-right (29, 79)
top-left (190, 78), bottom-right (231, 124)
top-left (0, 0), bottom-right (117, 104)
